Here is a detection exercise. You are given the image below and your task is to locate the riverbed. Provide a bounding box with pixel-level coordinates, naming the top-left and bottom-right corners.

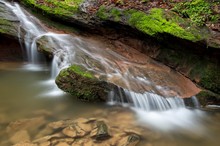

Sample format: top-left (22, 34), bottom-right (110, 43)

top-left (0, 62), bottom-right (220, 146)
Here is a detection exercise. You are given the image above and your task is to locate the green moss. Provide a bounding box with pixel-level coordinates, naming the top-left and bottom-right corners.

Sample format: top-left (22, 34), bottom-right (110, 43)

top-left (45, 0), bottom-right (83, 12)
top-left (196, 90), bottom-right (220, 106)
top-left (59, 69), bottom-right (69, 77)
top-left (0, 19), bottom-right (11, 26)
top-left (56, 65), bottom-right (110, 102)
top-left (172, 0), bottom-right (219, 26)
top-left (0, 18), bottom-right (17, 36)
top-left (96, 6), bottom-right (203, 41)
top-left (110, 8), bottom-right (122, 22)
top-left (21, 0), bottom-right (84, 18)
top-left (128, 8), bottom-right (201, 41)
top-left (199, 64), bottom-right (220, 94)
top-left (69, 65), bottom-right (93, 78)
top-left (96, 5), bottom-right (109, 20)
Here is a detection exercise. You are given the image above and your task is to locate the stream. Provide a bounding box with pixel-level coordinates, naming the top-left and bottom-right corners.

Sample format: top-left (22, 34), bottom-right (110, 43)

top-left (0, 0), bottom-right (220, 146)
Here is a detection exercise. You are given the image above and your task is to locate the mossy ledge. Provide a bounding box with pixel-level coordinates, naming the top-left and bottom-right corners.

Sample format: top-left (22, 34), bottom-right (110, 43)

top-left (96, 6), bottom-right (209, 42)
top-left (55, 65), bottom-right (114, 102)
top-left (0, 2), bottom-right (20, 38)
top-left (20, 0), bottom-right (214, 44)
top-left (196, 90), bottom-right (220, 107)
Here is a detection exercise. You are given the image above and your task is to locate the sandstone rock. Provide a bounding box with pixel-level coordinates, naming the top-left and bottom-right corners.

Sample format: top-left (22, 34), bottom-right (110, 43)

top-left (39, 141), bottom-right (50, 146)
top-left (48, 119), bottom-right (74, 129)
top-left (33, 133), bottom-right (64, 143)
top-left (55, 142), bottom-right (69, 146)
top-left (50, 137), bottom-right (74, 145)
top-left (62, 124), bottom-right (88, 138)
top-left (10, 130), bottom-right (30, 144)
top-left (13, 142), bottom-right (37, 146)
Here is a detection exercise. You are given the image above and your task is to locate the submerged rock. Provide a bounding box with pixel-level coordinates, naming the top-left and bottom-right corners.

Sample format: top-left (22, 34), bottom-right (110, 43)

top-left (13, 111), bottom-right (142, 146)
top-left (55, 64), bottom-right (114, 102)
top-left (10, 130), bottom-right (30, 144)
top-left (90, 121), bottom-right (111, 140)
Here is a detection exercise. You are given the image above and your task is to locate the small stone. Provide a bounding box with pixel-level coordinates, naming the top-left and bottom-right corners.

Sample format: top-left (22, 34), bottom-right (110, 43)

top-left (74, 118), bottom-right (88, 123)
top-left (77, 122), bottom-right (92, 133)
top-left (62, 126), bottom-right (76, 137)
top-left (117, 134), bottom-right (140, 146)
top-left (87, 118), bottom-right (96, 123)
top-left (91, 121), bottom-right (111, 141)
top-left (55, 142), bottom-right (69, 146)
top-left (33, 133), bottom-right (64, 143)
top-left (48, 120), bottom-right (74, 129)
top-left (48, 121), bottom-right (67, 129)
top-left (10, 130), bottom-right (30, 144)
top-left (124, 129), bottom-right (141, 136)
top-left (13, 142), bottom-right (37, 146)
top-left (62, 124), bottom-right (87, 138)
top-left (39, 141), bottom-right (50, 146)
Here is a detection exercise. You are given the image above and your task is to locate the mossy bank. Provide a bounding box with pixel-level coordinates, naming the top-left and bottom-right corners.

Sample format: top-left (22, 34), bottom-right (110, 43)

top-left (8, 0), bottom-right (220, 104)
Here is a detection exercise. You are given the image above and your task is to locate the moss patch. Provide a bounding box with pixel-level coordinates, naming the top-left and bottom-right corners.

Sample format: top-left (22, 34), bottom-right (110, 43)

top-left (172, 0), bottom-right (220, 26)
top-left (56, 65), bottom-right (112, 102)
top-left (128, 8), bottom-right (203, 41)
top-left (199, 64), bottom-right (220, 94)
top-left (196, 90), bottom-right (220, 106)
top-left (0, 18), bottom-right (18, 37)
top-left (157, 46), bottom-right (220, 95)
top-left (69, 65), bottom-right (94, 78)
top-left (96, 6), bottom-right (206, 41)
top-left (21, 0), bottom-right (84, 18)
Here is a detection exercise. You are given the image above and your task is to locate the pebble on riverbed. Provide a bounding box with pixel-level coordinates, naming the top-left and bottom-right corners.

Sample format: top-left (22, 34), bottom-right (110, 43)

top-left (12, 116), bottom-right (141, 146)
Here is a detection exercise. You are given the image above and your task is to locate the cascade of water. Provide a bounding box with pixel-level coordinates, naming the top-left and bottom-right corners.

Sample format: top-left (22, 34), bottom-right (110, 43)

top-left (108, 87), bottom-right (186, 111)
top-left (1, 0), bottom-right (201, 113)
top-left (2, 0), bottom-right (46, 65)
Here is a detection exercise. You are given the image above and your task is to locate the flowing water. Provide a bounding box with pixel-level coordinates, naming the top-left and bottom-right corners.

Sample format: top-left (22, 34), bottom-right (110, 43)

top-left (0, 0), bottom-right (220, 146)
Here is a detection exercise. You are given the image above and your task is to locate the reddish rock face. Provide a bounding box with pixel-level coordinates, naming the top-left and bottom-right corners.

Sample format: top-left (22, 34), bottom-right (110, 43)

top-left (0, 35), bottom-right (23, 61)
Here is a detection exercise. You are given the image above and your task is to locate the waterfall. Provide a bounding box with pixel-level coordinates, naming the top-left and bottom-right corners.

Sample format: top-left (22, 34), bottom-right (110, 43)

top-left (0, 0), bottom-right (206, 132)
top-left (1, 0), bottom-right (201, 110)
top-left (107, 87), bottom-right (200, 111)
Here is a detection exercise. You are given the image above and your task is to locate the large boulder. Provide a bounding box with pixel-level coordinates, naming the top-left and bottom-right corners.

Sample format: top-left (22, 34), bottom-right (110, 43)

top-left (55, 64), bottom-right (114, 102)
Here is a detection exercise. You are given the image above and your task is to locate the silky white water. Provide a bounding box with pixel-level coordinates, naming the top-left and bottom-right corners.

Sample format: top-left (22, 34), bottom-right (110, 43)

top-left (0, 0), bottom-right (209, 134)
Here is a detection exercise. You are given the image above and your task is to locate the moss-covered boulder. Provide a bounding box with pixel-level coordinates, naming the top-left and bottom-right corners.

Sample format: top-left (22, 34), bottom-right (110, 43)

top-left (55, 65), bottom-right (114, 102)
top-left (0, 1), bottom-right (20, 38)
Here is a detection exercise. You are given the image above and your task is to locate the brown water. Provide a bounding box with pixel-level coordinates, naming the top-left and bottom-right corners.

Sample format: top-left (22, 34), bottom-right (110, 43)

top-left (0, 62), bottom-right (106, 122)
top-left (0, 62), bottom-right (220, 146)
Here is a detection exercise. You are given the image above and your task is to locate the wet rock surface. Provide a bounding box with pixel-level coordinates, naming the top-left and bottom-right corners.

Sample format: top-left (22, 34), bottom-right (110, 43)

top-left (0, 1), bottom-right (20, 38)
